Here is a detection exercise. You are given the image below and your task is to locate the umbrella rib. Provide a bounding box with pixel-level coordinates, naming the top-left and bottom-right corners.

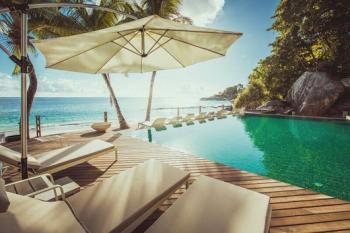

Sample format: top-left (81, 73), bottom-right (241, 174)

top-left (117, 31), bottom-right (142, 55)
top-left (46, 31), bottom-right (136, 68)
top-left (150, 31), bottom-right (226, 56)
top-left (95, 45), bottom-right (124, 74)
top-left (148, 37), bottom-right (173, 56)
top-left (111, 41), bottom-right (141, 56)
top-left (145, 30), bottom-right (168, 55)
top-left (146, 32), bottom-right (186, 68)
top-left (146, 28), bottom-right (243, 36)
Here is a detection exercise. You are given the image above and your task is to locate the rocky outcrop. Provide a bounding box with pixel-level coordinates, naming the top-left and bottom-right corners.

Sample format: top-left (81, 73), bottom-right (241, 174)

top-left (341, 77), bottom-right (350, 92)
top-left (287, 72), bottom-right (345, 116)
top-left (256, 100), bottom-right (289, 113)
top-left (329, 93), bottom-right (350, 115)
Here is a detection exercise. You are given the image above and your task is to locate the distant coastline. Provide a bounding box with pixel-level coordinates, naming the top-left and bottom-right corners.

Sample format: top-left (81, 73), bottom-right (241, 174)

top-left (201, 84), bottom-right (244, 102)
top-left (200, 96), bottom-right (228, 101)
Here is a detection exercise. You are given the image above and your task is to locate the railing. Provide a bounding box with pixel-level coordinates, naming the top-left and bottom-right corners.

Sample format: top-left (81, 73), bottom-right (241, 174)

top-left (0, 105), bottom-right (233, 140)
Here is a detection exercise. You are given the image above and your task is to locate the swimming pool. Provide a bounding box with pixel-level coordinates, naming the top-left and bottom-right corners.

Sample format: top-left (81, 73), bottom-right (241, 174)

top-left (129, 115), bottom-right (350, 201)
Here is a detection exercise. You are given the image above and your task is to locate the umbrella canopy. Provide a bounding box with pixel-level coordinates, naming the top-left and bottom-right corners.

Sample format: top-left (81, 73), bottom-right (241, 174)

top-left (34, 15), bottom-right (242, 74)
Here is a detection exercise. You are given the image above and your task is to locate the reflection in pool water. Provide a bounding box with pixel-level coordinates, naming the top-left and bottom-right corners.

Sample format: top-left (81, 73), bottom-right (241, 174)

top-left (129, 115), bottom-right (350, 201)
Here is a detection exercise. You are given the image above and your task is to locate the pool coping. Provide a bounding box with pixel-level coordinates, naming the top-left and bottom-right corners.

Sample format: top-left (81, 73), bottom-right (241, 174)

top-left (244, 111), bottom-right (349, 122)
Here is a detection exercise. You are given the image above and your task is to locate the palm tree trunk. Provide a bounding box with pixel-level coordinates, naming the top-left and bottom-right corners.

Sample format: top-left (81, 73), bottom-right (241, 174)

top-left (102, 73), bottom-right (129, 129)
top-left (27, 58), bottom-right (38, 139)
top-left (145, 71), bottom-right (156, 122)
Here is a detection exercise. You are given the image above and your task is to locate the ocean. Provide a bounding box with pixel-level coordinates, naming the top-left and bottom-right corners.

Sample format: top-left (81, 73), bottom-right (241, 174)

top-left (0, 97), bottom-right (229, 137)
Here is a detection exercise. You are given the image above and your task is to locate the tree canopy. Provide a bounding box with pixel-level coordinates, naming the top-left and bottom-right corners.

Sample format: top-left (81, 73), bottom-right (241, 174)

top-left (235, 0), bottom-right (350, 109)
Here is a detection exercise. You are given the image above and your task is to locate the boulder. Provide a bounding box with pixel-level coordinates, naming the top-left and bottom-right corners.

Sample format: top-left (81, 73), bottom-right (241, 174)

top-left (328, 93), bottom-right (350, 116)
top-left (256, 100), bottom-right (287, 113)
top-left (287, 72), bottom-right (345, 116)
top-left (341, 77), bottom-right (350, 91)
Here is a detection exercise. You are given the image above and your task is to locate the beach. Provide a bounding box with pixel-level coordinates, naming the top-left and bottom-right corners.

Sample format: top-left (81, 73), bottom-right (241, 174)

top-left (0, 97), bottom-right (229, 140)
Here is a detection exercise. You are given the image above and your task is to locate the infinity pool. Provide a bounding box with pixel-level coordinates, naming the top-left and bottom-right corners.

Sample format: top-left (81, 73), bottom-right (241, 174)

top-left (129, 115), bottom-right (350, 201)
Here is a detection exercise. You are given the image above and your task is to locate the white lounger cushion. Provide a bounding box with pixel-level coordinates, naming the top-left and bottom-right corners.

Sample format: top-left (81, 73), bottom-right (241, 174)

top-left (0, 178), bottom-right (10, 213)
top-left (0, 192), bottom-right (86, 233)
top-left (0, 145), bottom-right (41, 169)
top-left (67, 159), bottom-right (190, 233)
top-left (0, 139), bottom-right (114, 172)
top-left (36, 139), bottom-right (114, 171)
top-left (146, 175), bottom-right (271, 233)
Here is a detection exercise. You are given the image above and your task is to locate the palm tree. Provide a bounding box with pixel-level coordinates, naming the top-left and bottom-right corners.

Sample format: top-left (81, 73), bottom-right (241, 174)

top-left (52, 0), bottom-right (131, 129)
top-left (130, 0), bottom-right (192, 121)
top-left (0, 13), bottom-right (37, 116)
top-left (0, 8), bottom-right (69, 137)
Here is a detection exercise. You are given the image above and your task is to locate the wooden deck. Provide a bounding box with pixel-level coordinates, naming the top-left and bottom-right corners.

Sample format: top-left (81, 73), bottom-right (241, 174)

top-left (3, 130), bottom-right (350, 233)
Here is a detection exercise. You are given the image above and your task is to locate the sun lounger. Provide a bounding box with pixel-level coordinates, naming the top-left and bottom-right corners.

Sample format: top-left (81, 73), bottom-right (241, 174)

top-left (216, 109), bottom-right (230, 119)
top-left (68, 159), bottom-right (190, 233)
top-left (1, 192), bottom-right (87, 233)
top-left (0, 139), bottom-right (115, 174)
top-left (169, 116), bottom-right (183, 127)
top-left (138, 118), bottom-right (168, 131)
top-left (0, 160), bottom-right (190, 233)
top-left (195, 112), bottom-right (207, 123)
top-left (183, 113), bottom-right (195, 125)
top-left (146, 175), bottom-right (271, 233)
top-left (207, 112), bottom-right (215, 121)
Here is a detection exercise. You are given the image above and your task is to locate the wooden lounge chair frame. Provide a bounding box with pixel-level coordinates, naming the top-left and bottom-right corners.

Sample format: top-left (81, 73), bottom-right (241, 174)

top-left (5, 174), bottom-right (66, 201)
top-left (5, 173), bottom-right (81, 202)
top-left (146, 175), bottom-right (271, 233)
top-left (0, 139), bottom-right (116, 175)
top-left (0, 160), bottom-right (190, 233)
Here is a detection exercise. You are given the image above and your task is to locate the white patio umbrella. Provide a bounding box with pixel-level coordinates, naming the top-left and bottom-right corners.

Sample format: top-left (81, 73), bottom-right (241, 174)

top-left (35, 15), bottom-right (241, 125)
top-left (34, 15), bottom-right (242, 73)
top-left (0, 2), bottom-right (136, 179)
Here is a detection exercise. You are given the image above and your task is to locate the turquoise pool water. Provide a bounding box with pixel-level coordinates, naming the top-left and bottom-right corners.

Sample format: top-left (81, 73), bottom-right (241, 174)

top-left (129, 115), bottom-right (350, 201)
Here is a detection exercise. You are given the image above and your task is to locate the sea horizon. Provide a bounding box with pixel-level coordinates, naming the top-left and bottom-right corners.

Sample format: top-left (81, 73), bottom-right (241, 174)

top-left (0, 97), bottom-right (229, 137)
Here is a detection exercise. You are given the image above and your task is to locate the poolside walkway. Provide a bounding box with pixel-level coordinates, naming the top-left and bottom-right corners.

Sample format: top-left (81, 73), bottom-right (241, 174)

top-left (3, 130), bottom-right (350, 232)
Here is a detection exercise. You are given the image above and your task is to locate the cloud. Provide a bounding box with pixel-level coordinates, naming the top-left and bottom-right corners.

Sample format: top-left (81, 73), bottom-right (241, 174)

top-left (0, 73), bottom-right (20, 96)
top-left (36, 75), bottom-right (107, 97)
top-left (181, 0), bottom-right (225, 26)
top-left (0, 72), bottom-right (108, 97)
top-left (120, 0), bottom-right (225, 26)
top-left (38, 76), bottom-right (76, 93)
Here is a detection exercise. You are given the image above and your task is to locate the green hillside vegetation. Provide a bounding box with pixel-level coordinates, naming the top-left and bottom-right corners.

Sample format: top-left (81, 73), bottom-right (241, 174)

top-left (234, 0), bottom-right (350, 109)
top-left (202, 84), bottom-right (244, 101)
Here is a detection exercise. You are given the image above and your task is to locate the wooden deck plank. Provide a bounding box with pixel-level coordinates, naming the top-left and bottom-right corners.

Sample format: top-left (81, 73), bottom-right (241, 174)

top-left (271, 212), bottom-right (350, 227)
top-left (272, 204), bottom-right (350, 217)
top-left (270, 220), bottom-right (350, 233)
top-left (2, 130), bottom-right (350, 233)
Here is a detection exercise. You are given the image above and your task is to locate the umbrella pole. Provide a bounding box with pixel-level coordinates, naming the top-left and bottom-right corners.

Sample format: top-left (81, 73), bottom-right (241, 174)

top-left (0, 2), bottom-right (139, 180)
top-left (145, 71), bottom-right (156, 122)
top-left (20, 8), bottom-right (29, 179)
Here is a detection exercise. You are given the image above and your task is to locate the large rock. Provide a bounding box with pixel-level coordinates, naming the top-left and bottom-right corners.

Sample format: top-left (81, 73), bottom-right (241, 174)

top-left (256, 100), bottom-right (287, 113)
top-left (341, 77), bottom-right (350, 92)
top-left (287, 72), bottom-right (345, 116)
top-left (329, 93), bottom-right (350, 115)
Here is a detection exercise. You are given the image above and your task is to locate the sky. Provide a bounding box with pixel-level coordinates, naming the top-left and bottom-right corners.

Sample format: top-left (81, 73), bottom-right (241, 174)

top-left (0, 0), bottom-right (279, 98)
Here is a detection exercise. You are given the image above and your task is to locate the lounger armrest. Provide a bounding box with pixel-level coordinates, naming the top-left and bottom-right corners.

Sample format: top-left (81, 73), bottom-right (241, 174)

top-left (27, 185), bottom-right (66, 201)
top-left (5, 173), bottom-right (54, 186)
top-left (1, 165), bottom-right (9, 176)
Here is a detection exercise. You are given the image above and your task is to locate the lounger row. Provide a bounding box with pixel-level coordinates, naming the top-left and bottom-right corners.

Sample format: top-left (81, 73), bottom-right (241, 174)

top-left (0, 159), bottom-right (271, 233)
top-left (138, 109), bottom-right (243, 131)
